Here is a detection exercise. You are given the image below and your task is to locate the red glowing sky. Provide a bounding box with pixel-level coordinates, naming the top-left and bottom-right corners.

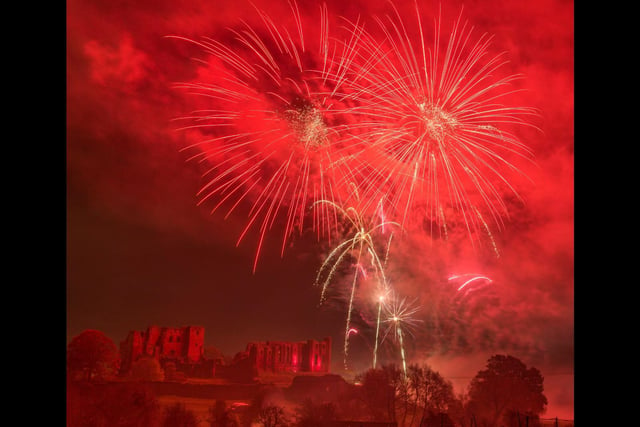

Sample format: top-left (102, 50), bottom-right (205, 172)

top-left (67, 0), bottom-right (573, 419)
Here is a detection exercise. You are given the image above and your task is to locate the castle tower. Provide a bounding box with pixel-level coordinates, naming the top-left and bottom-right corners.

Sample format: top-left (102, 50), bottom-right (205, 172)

top-left (144, 325), bottom-right (161, 357)
top-left (119, 330), bottom-right (144, 374)
top-left (184, 326), bottom-right (205, 362)
top-left (159, 327), bottom-right (183, 359)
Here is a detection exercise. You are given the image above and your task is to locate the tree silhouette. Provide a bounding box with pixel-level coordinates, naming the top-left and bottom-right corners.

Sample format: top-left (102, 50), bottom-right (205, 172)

top-left (67, 329), bottom-right (119, 381)
top-left (204, 345), bottom-right (228, 363)
top-left (295, 399), bottom-right (338, 427)
top-left (356, 363), bottom-right (461, 427)
top-left (130, 356), bottom-right (165, 381)
top-left (356, 365), bottom-right (401, 422)
top-left (467, 355), bottom-right (547, 427)
top-left (406, 364), bottom-right (458, 427)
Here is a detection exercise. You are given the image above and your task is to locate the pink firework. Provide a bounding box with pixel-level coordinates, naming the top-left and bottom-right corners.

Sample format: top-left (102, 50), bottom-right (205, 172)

top-left (343, 2), bottom-right (539, 250)
top-left (169, 1), bottom-right (369, 271)
top-left (448, 273), bottom-right (493, 297)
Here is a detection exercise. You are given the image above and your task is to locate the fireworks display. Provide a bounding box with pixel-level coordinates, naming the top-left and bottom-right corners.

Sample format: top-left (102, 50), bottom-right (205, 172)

top-left (169, 0), bottom-right (540, 370)
top-left (67, 0), bottom-right (573, 417)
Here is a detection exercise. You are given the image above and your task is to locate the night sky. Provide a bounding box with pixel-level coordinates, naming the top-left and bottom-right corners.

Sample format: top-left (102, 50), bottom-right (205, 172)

top-left (66, 0), bottom-right (573, 419)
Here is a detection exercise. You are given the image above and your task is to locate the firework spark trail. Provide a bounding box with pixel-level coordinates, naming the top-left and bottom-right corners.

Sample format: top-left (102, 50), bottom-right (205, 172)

top-left (369, 211), bottom-right (394, 369)
top-left (373, 295), bottom-right (384, 369)
top-left (372, 289), bottom-right (391, 369)
top-left (474, 205), bottom-right (500, 257)
top-left (338, 1), bottom-right (538, 253)
top-left (344, 242), bottom-right (364, 368)
top-left (448, 273), bottom-right (493, 300)
top-left (397, 325), bottom-right (407, 377)
top-left (313, 193), bottom-right (400, 368)
top-left (168, 1), bottom-right (373, 272)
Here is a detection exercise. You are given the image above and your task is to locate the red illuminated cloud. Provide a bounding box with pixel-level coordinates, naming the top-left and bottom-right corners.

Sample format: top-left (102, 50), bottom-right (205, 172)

top-left (84, 36), bottom-right (152, 86)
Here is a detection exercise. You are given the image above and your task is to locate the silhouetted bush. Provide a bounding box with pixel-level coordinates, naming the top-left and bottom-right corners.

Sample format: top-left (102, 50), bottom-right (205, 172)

top-left (162, 402), bottom-right (198, 427)
top-left (257, 405), bottom-right (289, 427)
top-left (130, 356), bottom-right (164, 381)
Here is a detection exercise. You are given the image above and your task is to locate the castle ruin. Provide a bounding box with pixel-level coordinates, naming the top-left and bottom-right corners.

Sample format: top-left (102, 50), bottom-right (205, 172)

top-left (119, 325), bottom-right (214, 378)
top-left (119, 325), bottom-right (332, 380)
top-left (245, 337), bottom-right (332, 373)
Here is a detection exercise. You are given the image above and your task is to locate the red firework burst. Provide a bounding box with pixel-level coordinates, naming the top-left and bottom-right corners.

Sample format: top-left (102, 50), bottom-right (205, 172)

top-left (169, 1), bottom-right (369, 271)
top-left (342, 2), bottom-right (539, 252)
